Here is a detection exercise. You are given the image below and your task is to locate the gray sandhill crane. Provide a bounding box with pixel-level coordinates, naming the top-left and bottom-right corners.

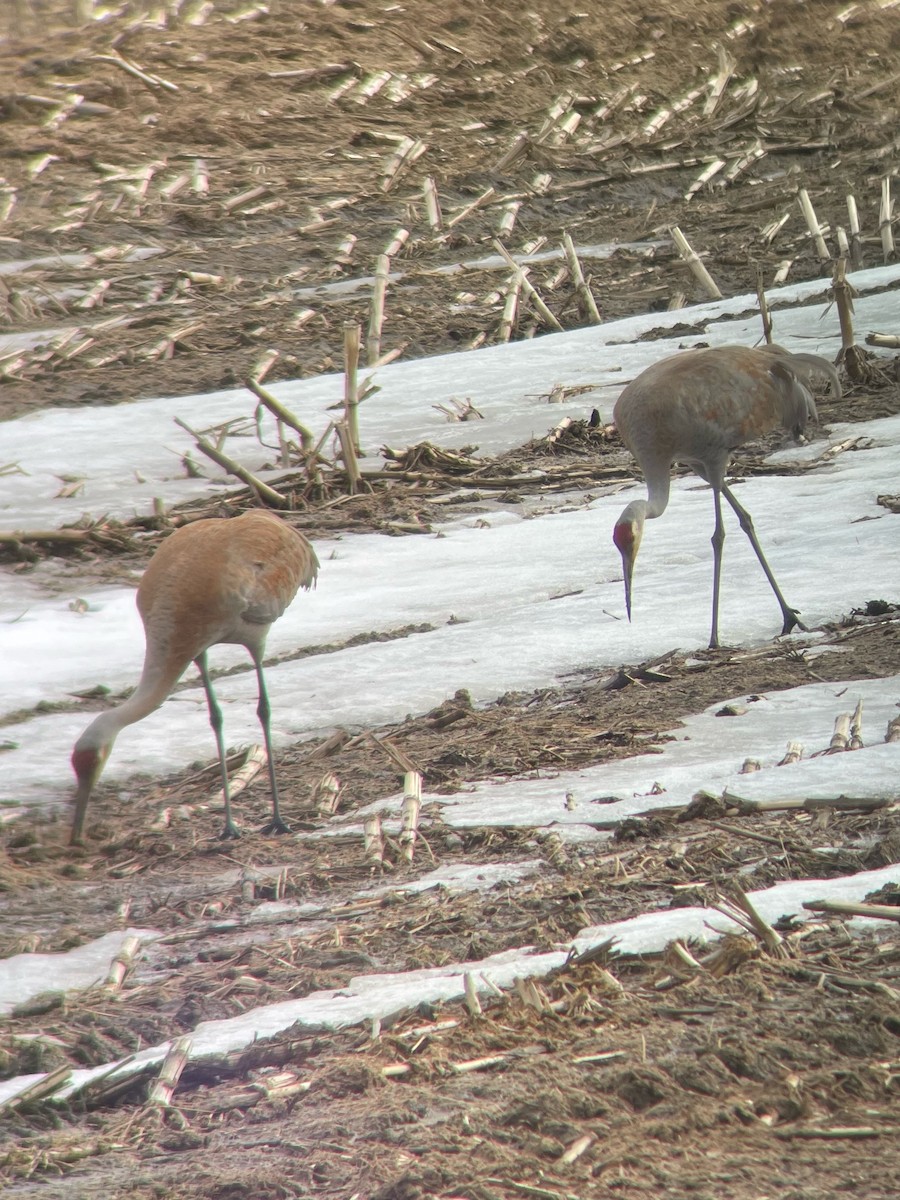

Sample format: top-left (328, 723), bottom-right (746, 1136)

top-left (612, 343), bottom-right (841, 649)
top-left (70, 509), bottom-right (319, 844)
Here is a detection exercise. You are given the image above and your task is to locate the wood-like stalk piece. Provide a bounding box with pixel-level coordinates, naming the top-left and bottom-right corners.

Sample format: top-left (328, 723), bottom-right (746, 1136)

top-left (561, 232), bottom-right (602, 324)
top-left (147, 1037), bottom-right (193, 1107)
top-left (797, 188), bottom-right (831, 261)
top-left (364, 813), bottom-right (385, 864)
top-left (491, 239), bottom-right (563, 330)
top-left (367, 254), bottom-right (390, 365)
top-left (399, 771), bottom-right (422, 863)
top-left (446, 186), bottom-right (496, 229)
top-left (335, 419), bottom-right (360, 495)
top-left (463, 972), bottom-right (483, 1017)
top-left (804, 899), bottom-right (900, 924)
top-left (497, 200), bottom-right (521, 236)
top-left (246, 378), bottom-right (315, 452)
top-left (846, 194), bottom-right (863, 269)
top-left (721, 884), bottom-right (787, 958)
top-left (105, 935), bottom-right (141, 991)
top-left (827, 712), bottom-right (852, 753)
top-left (344, 320), bottom-right (361, 453)
top-left (849, 699), bottom-right (863, 750)
top-left (173, 418), bottom-right (288, 507)
top-left (832, 256), bottom-right (856, 358)
top-left (422, 177), bottom-right (442, 230)
top-left (312, 772), bottom-right (342, 816)
top-left (779, 741), bottom-right (804, 766)
top-left (212, 745), bottom-right (267, 805)
top-left (498, 271), bottom-right (524, 342)
top-left (669, 226), bottom-right (722, 299)
top-left (880, 176), bottom-right (895, 262)
top-left (755, 264), bottom-right (773, 344)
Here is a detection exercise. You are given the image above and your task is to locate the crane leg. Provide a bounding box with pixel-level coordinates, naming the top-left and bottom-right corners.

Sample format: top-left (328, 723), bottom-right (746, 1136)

top-left (709, 489), bottom-right (726, 650)
top-left (253, 657), bottom-right (291, 835)
top-left (721, 482), bottom-right (807, 637)
top-left (196, 652), bottom-right (241, 839)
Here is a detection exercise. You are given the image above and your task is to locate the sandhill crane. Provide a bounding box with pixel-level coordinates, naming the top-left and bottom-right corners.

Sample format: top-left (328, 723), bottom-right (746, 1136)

top-left (70, 509), bottom-right (319, 844)
top-left (612, 343), bottom-right (841, 649)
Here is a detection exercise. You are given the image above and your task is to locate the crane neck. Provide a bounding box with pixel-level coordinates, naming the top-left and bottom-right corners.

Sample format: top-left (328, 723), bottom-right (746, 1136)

top-left (74, 658), bottom-right (186, 754)
top-left (642, 464), bottom-right (671, 519)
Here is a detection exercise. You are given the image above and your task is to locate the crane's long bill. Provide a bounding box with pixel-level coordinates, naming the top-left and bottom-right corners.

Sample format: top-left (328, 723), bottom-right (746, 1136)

top-left (613, 516), bottom-right (639, 624)
top-left (622, 555), bottom-right (634, 622)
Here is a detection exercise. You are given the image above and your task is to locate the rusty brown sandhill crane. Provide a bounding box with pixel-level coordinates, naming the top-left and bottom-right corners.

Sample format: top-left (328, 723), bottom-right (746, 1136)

top-left (70, 509), bottom-right (319, 845)
top-left (612, 343), bottom-right (841, 650)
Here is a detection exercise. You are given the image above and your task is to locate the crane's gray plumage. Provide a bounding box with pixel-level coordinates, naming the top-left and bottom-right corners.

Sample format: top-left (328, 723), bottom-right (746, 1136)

top-left (612, 344), bottom-right (841, 649)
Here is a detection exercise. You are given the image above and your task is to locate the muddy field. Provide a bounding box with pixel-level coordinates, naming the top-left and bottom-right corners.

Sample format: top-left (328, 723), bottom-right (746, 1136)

top-left (2, 0), bottom-right (900, 1197)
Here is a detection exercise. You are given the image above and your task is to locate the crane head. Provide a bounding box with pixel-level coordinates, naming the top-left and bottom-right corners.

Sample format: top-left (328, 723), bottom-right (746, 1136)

top-left (70, 739), bottom-right (112, 845)
top-left (612, 502), bottom-right (646, 622)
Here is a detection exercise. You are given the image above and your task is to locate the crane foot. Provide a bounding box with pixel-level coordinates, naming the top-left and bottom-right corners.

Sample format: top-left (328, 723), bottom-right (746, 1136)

top-left (261, 817), bottom-right (292, 835)
top-left (780, 608), bottom-right (808, 636)
top-left (219, 821), bottom-right (242, 840)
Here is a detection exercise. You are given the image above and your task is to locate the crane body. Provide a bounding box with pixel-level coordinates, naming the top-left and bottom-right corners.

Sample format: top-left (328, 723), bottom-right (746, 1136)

top-left (612, 344), bottom-right (841, 649)
top-left (70, 509), bottom-right (319, 843)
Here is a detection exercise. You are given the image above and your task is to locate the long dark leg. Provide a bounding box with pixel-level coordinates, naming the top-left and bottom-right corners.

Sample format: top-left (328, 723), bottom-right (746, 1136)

top-left (252, 654), bottom-right (290, 835)
top-left (196, 652), bottom-right (240, 839)
top-left (709, 488), bottom-right (726, 650)
top-left (721, 482), bottom-right (807, 637)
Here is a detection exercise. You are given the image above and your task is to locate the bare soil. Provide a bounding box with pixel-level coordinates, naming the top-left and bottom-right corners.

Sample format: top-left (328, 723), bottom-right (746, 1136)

top-left (2, 1), bottom-right (900, 1197)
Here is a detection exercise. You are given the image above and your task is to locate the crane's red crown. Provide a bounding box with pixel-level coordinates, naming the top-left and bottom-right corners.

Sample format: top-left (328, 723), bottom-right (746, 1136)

top-left (612, 520), bottom-right (636, 557)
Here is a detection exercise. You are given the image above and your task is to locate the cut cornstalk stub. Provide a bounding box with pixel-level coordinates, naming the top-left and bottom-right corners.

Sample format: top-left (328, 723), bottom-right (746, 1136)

top-left (497, 271), bottom-right (524, 342)
top-left (192, 159), bottom-right (209, 194)
top-left (105, 935), bottom-right (142, 991)
top-left (335, 419), bottom-right (361, 494)
top-left (384, 228), bottom-right (410, 258)
top-left (464, 972), bottom-right (483, 1017)
top-left (562, 233), bottom-right (602, 323)
top-left (827, 713), bottom-right (852, 753)
top-left (312, 772), bottom-right (342, 815)
top-left (367, 254), bottom-right (390, 365)
top-left (832, 257), bottom-right (861, 378)
top-left (496, 200), bottom-right (521, 237)
top-left (846, 193), bottom-right (864, 269)
top-left (797, 188), bottom-right (831, 261)
top-left (399, 772), bottom-right (422, 863)
top-left (849, 699), bottom-right (863, 750)
top-left (147, 1037), bottom-right (193, 1107)
top-left (886, 714), bottom-right (900, 744)
top-left (446, 186), bottom-right (496, 229)
top-left (684, 158), bottom-right (726, 202)
top-left (670, 226), bottom-right (722, 299)
top-left (344, 320), bottom-right (361, 453)
top-left (493, 132), bottom-right (530, 172)
top-left (213, 745), bottom-right (267, 803)
top-left (739, 758), bottom-right (761, 774)
top-left (251, 348), bottom-right (279, 385)
top-left (880, 175), bottom-right (895, 262)
top-left (422, 177), bottom-right (442, 230)
top-left (779, 741), bottom-right (804, 766)
top-left (364, 813), bottom-right (385, 864)
top-left (558, 1133), bottom-right (596, 1167)
top-left (381, 137), bottom-right (428, 192)
top-left (761, 210), bottom-right (791, 245)
top-left (491, 240), bottom-right (562, 331)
